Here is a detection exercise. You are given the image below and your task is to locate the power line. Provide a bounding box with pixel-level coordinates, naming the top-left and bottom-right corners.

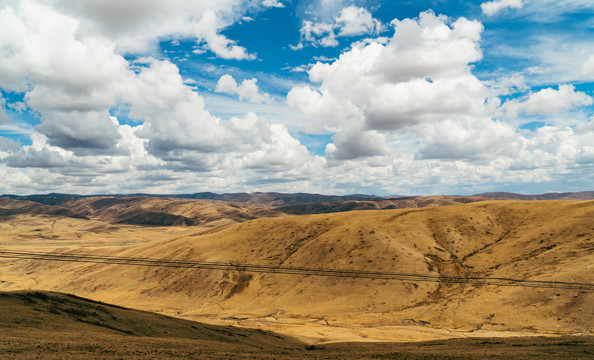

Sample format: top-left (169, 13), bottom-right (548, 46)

top-left (1, 250), bottom-right (592, 291)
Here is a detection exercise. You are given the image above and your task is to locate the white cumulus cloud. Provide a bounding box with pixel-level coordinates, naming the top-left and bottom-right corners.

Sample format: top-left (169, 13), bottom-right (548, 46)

top-left (194, 11), bottom-right (255, 60)
top-left (0, 1), bottom-right (319, 188)
top-left (294, 6), bottom-right (382, 49)
top-left (335, 6), bottom-right (383, 37)
top-left (0, 1), bottom-right (128, 154)
top-left (481, 0), bottom-right (523, 16)
top-left (289, 11), bottom-right (492, 160)
top-left (502, 84), bottom-right (593, 117)
top-left (45, 0), bottom-right (259, 57)
top-left (416, 117), bottom-right (521, 160)
top-left (298, 20), bottom-right (338, 47)
top-left (262, 0), bottom-right (284, 8)
top-left (215, 74), bottom-right (272, 103)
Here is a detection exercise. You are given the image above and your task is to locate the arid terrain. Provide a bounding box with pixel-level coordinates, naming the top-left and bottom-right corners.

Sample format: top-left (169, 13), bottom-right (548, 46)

top-left (1, 290), bottom-right (592, 359)
top-left (0, 193), bottom-right (593, 358)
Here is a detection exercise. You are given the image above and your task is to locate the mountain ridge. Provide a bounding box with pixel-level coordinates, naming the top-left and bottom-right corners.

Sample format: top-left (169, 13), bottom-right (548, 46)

top-left (3, 190), bottom-right (593, 207)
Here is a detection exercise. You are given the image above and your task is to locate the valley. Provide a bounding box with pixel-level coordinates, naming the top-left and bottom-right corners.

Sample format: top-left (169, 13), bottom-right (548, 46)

top-left (0, 194), bottom-right (593, 357)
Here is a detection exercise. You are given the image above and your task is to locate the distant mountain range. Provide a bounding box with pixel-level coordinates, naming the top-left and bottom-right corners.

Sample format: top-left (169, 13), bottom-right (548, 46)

top-left (0, 192), bottom-right (387, 207)
top-left (2, 191), bottom-right (593, 207)
top-left (474, 191), bottom-right (594, 201)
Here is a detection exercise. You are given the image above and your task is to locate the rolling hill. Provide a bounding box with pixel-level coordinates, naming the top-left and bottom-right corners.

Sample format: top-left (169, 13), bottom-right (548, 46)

top-left (57, 196), bottom-right (284, 227)
top-left (0, 198), bottom-right (87, 219)
top-left (4, 191), bottom-right (593, 221)
top-left (1, 192), bottom-right (387, 208)
top-left (0, 196), bottom-right (283, 228)
top-left (4, 190), bottom-right (594, 208)
top-left (1, 200), bottom-right (592, 344)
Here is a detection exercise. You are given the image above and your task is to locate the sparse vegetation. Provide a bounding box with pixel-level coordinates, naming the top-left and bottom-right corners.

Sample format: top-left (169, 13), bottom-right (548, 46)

top-left (0, 195), bottom-right (593, 358)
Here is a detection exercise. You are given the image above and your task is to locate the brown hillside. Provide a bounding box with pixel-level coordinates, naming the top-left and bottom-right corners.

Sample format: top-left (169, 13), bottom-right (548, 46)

top-left (476, 191), bottom-right (594, 201)
top-left (2, 293), bottom-right (592, 359)
top-left (0, 196), bottom-right (284, 228)
top-left (0, 198), bottom-right (87, 219)
top-left (1, 200), bottom-right (592, 343)
top-left (277, 195), bottom-right (487, 215)
top-left (0, 290), bottom-right (301, 354)
top-left (59, 196), bottom-right (285, 227)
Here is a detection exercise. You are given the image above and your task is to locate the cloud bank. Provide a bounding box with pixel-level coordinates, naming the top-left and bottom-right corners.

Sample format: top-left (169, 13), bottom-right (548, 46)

top-left (0, 1), bottom-right (592, 196)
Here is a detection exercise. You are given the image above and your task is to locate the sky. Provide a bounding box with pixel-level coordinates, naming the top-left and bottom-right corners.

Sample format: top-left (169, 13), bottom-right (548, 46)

top-left (0, 0), bottom-right (593, 196)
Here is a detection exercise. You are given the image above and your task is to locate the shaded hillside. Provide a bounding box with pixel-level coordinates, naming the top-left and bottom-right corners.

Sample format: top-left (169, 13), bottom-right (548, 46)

top-left (0, 196), bottom-right (284, 228)
top-left (60, 196), bottom-right (284, 227)
top-left (5, 191), bottom-right (594, 207)
top-left (2, 192), bottom-right (387, 208)
top-left (0, 290), bottom-right (298, 348)
top-left (0, 195), bottom-right (487, 223)
top-left (278, 196), bottom-right (486, 215)
top-left (4, 191), bottom-right (593, 220)
top-left (476, 191), bottom-right (594, 200)
top-left (0, 193), bottom-right (82, 206)
top-left (175, 192), bottom-right (386, 207)
top-left (7, 200), bottom-right (593, 338)
top-left (116, 212), bottom-right (196, 226)
top-left (0, 198), bottom-right (87, 219)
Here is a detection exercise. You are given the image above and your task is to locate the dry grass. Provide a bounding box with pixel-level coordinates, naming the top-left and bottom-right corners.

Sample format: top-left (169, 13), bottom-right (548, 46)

top-left (1, 199), bottom-right (593, 345)
top-left (1, 291), bottom-right (592, 359)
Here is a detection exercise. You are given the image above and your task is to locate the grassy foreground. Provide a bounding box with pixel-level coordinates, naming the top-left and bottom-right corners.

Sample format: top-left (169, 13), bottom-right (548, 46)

top-left (1, 290), bottom-right (593, 359)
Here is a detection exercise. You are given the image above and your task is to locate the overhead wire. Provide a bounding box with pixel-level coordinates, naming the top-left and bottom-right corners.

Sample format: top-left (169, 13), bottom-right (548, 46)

top-left (1, 249), bottom-right (592, 291)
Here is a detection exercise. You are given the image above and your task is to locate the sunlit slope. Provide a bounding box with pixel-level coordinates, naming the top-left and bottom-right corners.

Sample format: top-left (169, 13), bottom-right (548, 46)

top-left (0, 196), bottom-right (286, 252)
top-left (10, 200), bottom-right (594, 335)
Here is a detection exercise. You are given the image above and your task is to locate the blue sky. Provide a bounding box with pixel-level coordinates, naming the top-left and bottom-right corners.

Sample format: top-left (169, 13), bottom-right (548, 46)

top-left (0, 0), bottom-right (593, 195)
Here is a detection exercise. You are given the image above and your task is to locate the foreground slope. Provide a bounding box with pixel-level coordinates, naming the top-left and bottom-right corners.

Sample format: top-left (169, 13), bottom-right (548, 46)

top-left (3, 200), bottom-right (592, 340)
top-left (0, 290), bottom-right (296, 347)
top-left (1, 291), bottom-right (592, 359)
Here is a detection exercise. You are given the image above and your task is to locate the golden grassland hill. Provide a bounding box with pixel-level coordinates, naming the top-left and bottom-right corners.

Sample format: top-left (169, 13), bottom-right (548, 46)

top-left (0, 196), bottom-right (284, 228)
top-left (0, 213), bottom-right (206, 254)
top-left (0, 196), bottom-right (277, 251)
top-left (3, 190), bottom-right (593, 218)
top-left (1, 290), bottom-right (593, 359)
top-left (7, 193), bottom-right (592, 225)
top-left (3, 200), bottom-right (593, 341)
top-left (54, 196), bottom-right (285, 227)
top-left (0, 194), bottom-right (498, 227)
